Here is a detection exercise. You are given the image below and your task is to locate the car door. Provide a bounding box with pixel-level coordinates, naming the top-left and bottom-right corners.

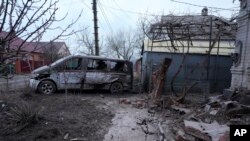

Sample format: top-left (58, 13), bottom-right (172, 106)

top-left (58, 57), bottom-right (85, 89)
top-left (84, 58), bottom-right (109, 86)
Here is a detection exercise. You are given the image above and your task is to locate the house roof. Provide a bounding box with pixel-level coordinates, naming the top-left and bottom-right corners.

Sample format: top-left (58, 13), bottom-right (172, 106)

top-left (149, 14), bottom-right (236, 41)
top-left (161, 15), bottom-right (235, 25)
top-left (37, 42), bottom-right (66, 51)
top-left (0, 31), bottom-right (24, 50)
top-left (0, 31), bottom-right (67, 54)
top-left (145, 14), bottom-right (236, 56)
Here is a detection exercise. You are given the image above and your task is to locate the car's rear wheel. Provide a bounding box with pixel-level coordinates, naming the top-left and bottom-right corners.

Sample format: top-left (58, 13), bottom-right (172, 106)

top-left (38, 80), bottom-right (56, 94)
top-left (110, 82), bottom-right (123, 94)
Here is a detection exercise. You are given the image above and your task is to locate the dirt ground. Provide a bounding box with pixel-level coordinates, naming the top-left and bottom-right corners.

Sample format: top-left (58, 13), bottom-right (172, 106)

top-left (0, 91), bottom-right (116, 141)
top-left (1, 89), bottom-right (248, 141)
top-left (0, 90), bottom-right (161, 141)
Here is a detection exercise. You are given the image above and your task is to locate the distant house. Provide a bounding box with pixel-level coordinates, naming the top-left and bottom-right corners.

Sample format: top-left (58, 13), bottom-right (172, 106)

top-left (14, 42), bottom-right (70, 73)
top-left (35, 42), bottom-right (70, 62)
top-left (0, 31), bottom-right (70, 74)
top-left (142, 9), bottom-right (236, 93)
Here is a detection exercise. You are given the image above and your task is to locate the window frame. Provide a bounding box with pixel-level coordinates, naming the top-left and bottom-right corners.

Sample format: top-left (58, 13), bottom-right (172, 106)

top-left (53, 57), bottom-right (83, 72)
top-left (87, 59), bottom-right (109, 72)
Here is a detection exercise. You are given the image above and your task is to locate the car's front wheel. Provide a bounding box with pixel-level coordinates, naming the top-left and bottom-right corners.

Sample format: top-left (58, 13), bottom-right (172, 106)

top-left (38, 80), bottom-right (56, 94)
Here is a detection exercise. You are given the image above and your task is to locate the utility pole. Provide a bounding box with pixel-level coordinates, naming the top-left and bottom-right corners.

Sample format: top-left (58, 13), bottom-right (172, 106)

top-left (92, 0), bottom-right (99, 56)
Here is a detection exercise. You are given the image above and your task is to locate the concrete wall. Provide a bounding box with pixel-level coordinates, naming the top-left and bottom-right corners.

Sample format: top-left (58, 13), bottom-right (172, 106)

top-left (230, 0), bottom-right (250, 91)
top-left (142, 52), bottom-right (232, 93)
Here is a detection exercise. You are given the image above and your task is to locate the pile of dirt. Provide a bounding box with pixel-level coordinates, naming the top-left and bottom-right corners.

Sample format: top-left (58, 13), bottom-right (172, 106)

top-left (0, 93), bottom-right (114, 141)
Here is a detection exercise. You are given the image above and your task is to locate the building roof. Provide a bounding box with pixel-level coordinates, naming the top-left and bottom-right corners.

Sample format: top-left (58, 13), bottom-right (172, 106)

top-left (37, 42), bottom-right (66, 51)
top-left (149, 14), bottom-right (236, 41)
top-left (0, 31), bottom-right (24, 50)
top-left (0, 31), bottom-right (67, 54)
top-left (145, 12), bottom-right (236, 56)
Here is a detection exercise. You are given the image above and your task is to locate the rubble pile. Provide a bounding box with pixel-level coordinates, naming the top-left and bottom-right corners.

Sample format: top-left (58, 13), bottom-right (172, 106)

top-left (117, 91), bottom-right (250, 141)
top-left (167, 92), bottom-right (250, 141)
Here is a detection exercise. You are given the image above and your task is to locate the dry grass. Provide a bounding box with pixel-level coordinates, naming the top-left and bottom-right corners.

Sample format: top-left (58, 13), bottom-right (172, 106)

top-left (3, 101), bottom-right (43, 135)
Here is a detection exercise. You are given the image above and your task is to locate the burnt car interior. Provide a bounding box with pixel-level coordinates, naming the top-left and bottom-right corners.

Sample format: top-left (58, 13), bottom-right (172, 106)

top-left (87, 59), bottom-right (108, 71)
top-left (110, 61), bottom-right (128, 73)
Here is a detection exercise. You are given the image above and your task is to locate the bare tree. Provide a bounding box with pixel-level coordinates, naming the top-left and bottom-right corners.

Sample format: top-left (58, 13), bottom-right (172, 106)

top-left (42, 42), bottom-right (69, 62)
top-left (0, 0), bottom-right (81, 78)
top-left (106, 29), bottom-right (144, 60)
top-left (76, 29), bottom-right (95, 55)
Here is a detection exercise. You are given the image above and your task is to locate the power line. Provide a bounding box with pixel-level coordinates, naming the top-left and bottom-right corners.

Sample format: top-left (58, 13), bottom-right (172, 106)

top-left (97, 0), bottom-right (113, 34)
top-left (98, 7), bottom-right (112, 34)
top-left (80, 0), bottom-right (92, 10)
top-left (113, 0), bottom-right (133, 20)
top-left (170, 0), bottom-right (240, 12)
top-left (99, 2), bottom-right (160, 16)
top-left (101, 0), bottom-right (133, 26)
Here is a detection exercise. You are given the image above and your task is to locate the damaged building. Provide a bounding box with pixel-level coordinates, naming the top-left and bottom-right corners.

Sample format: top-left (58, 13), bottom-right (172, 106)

top-left (230, 0), bottom-right (250, 92)
top-left (142, 8), bottom-right (236, 93)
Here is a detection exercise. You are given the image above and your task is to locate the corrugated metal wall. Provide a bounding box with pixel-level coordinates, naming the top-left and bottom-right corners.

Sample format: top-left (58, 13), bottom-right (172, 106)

top-left (142, 52), bottom-right (232, 93)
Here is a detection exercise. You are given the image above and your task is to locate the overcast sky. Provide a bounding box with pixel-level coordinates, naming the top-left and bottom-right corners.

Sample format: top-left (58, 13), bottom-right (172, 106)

top-left (50, 0), bottom-right (240, 53)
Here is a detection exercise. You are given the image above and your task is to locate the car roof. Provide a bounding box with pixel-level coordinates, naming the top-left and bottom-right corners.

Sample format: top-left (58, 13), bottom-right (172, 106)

top-left (66, 55), bottom-right (130, 62)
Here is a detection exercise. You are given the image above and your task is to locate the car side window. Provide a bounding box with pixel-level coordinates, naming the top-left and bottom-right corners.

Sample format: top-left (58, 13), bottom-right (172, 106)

top-left (110, 61), bottom-right (128, 73)
top-left (87, 59), bottom-right (108, 71)
top-left (65, 58), bottom-right (82, 70)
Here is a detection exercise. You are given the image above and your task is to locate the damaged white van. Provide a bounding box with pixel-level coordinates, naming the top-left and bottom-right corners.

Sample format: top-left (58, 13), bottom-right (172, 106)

top-left (29, 55), bottom-right (133, 94)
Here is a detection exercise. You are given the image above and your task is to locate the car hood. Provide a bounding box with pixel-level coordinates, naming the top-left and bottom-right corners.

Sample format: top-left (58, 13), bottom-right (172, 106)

top-left (32, 65), bottom-right (50, 74)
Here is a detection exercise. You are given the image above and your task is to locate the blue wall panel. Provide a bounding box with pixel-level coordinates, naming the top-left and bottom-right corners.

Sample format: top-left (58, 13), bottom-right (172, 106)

top-left (142, 52), bottom-right (232, 93)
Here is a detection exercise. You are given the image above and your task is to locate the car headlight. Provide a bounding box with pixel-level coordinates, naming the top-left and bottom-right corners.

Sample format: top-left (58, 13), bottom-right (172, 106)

top-left (30, 73), bottom-right (39, 79)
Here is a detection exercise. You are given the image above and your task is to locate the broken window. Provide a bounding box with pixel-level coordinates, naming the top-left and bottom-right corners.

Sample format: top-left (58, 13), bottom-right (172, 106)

top-left (110, 61), bottom-right (128, 73)
top-left (87, 59), bottom-right (108, 71)
top-left (54, 58), bottom-right (82, 71)
top-left (65, 58), bottom-right (82, 70)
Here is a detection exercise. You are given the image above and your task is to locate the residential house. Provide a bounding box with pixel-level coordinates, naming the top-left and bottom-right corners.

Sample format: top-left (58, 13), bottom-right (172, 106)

top-left (0, 31), bottom-right (70, 74)
top-left (142, 9), bottom-right (236, 93)
top-left (15, 42), bottom-right (70, 73)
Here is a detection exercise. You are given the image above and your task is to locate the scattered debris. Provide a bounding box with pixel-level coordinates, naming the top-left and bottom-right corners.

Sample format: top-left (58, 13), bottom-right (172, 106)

top-left (175, 129), bottom-right (186, 141)
top-left (119, 98), bottom-right (147, 109)
top-left (184, 120), bottom-right (229, 141)
top-left (158, 122), bottom-right (167, 141)
top-left (150, 92), bottom-right (250, 141)
top-left (119, 98), bottom-right (131, 104)
top-left (63, 132), bottom-right (70, 140)
top-left (0, 100), bottom-right (6, 110)
top-left (218, 131), bottom-right (229, 141)
top-left (170, 81), bottom-right (198, 104)
top-left (70, 137), bottom-right (87, 141)
top-left (209, 109), bottom-right (219, 115)
top-left (171, 105), bottom-right (191, 115)
top-left (204, 105), bottom-right (211, 112)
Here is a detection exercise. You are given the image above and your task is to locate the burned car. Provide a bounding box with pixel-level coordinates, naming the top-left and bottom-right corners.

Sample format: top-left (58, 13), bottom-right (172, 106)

top-left (29, 55), bottom-right (133, 94)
